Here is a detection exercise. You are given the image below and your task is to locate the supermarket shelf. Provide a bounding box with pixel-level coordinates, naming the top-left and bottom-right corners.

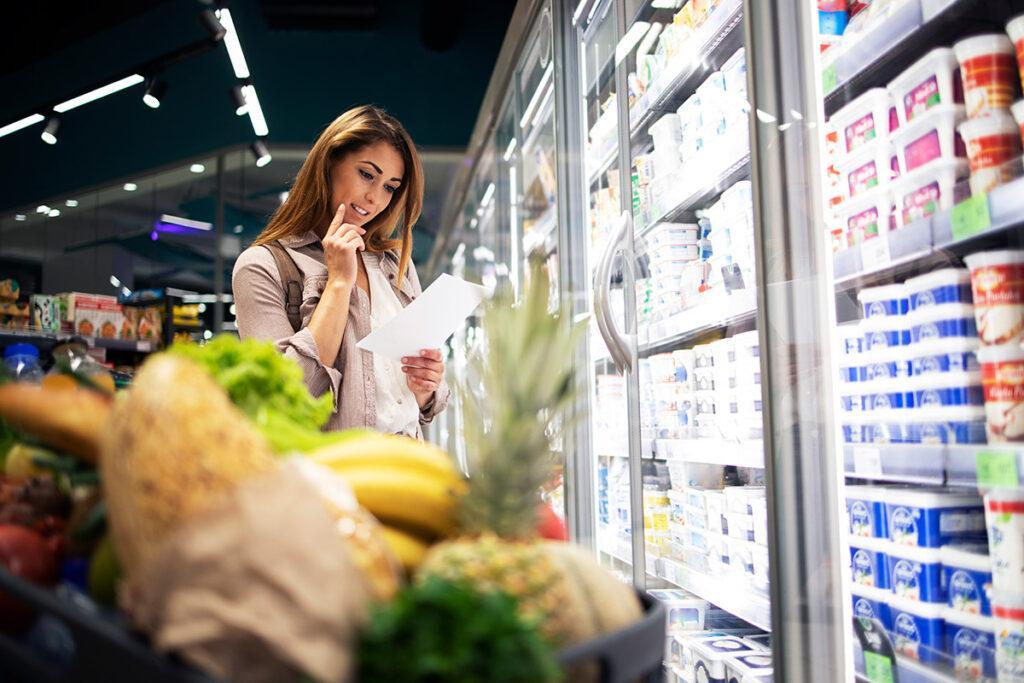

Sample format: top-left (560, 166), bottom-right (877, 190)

top-left (843, 443), bottom-right (1024, 489)
top-left (0, 330), bottom-right (155, 354)
top-left (587, 140), bottom-right (618, 186)
top-left (659, 558), bottom-right (772, 631)
top-left (655, 439), bottom-right (764, 468)
top-left (638, 287), bottom-right (757, 355)
top-left (853, 643), bottom-right (956, 683)
top-left (523, 208), bottom-right (557, 255)
top-left (822, 0), bottom-right (995, 117)
top-left (638, 152), bottom-right (751, 235)
top-left (834, 177), bottom-right (1024, 291)
top-left (628, 0), bottom-right (744, 137)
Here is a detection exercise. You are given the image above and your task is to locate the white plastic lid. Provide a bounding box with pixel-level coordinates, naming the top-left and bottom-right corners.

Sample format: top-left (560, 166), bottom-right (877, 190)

top-left (910, 370), bottom-right (982, 390)
top-left (943, 607), bottom-right (996, 632)
top-left (846, 485), bottom-right (890, 502)
top-left (858, 284), bottom-right (908, 304)
top-left (881, 488), bottom-right (982, 508)
top-left (849, 582), bottom-right (891, 601)
top-left (977, 343), bottom-right (1024, 364)
top-left (904, 268), bottom-right (972, 291)
top-left (841, 186), bottom-right (894, 219)
top-left (984, 489), bottom-right (1024, 504)
top-left (992, 591), bottom-right (1024, 613)
top-left (888, 595), bottom-right (947, 619)
top-left (890, 158), bottom-right (970, 197)
top-left (911, 337), bottom-right (979, 356)
top-left (940, 543), bottom-right (991, 572)
top-left (959, 110), bottom-right (1020, 139)
top-left (963, 249), bottom-right (1024, 270)
top-left (861, 315), bottom-right (910, 332)
top-left (834, 87), bottom-right (892, 125)
top-left (848, 536), bottom-right (890, 552)
top-left (1008, 15), bottom-right (1024, 41)
top-left (887, 47), bottom-right (958, 94)
top-left (953, 33), bottom-right (1015, 63)
top-left (886, 542), bottom-right (943, 563)
top-left (912, 405), bottom-right (987, 422)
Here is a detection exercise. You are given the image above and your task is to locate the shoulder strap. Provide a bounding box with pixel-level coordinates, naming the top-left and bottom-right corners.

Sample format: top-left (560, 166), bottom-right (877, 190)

top-left (262, 241), bottom-right (303, 332)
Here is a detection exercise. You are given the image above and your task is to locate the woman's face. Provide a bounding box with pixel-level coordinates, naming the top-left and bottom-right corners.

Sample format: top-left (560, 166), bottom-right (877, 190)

top-left (329, 141), bottom-right (405, 228)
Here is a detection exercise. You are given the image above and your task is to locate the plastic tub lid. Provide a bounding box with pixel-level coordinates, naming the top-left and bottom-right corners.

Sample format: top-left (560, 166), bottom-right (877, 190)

top-left (943, 607), bottom-right (996, 631)
top-left (940, 543), bottom-right (991, 572)
top-left (833, 87), bottom-right (892, 124)
top-left (911, 337), bottom-right (979, 355)
top-left (861, 315), bottom-right (911, 332)
top-left (848, 536), bottom-right (891, 552)
top-left (1014, 100), bottom-right (1024, 125)
top-left (846, 485), bottom-right (891, 502)
top-left (959, 110), bottom-right (1020, 140)
top-left (890, 158), bottom-right (970, 197)
top-left (913, 405), bottom-right (987, 421)
top-left (858, 376), bottom-right (912, 393)
top-left (849, 582), bottom-right (892, 601)
top-left (964, 249), bottom-right (1024, 270)
top-left (910, 370), bottom-right (982, 389)
top-left (992, 592), bottom-right (1024, 614)
top-left (3, 343), bottom-right (39, 359)
top-left (888, 595), bottom-right (947, 619)
top-left (977, 343), bottom-right (1024, 364)
top-left (984, 488), bottom-right (1024, 504)
top-left (1008, 15), bottom-right (1024, 40)
top-left (953, 33), bottom-right (1015, 63)
top-left (886, 542), bottom-right (943, 563)
top-left (891, 104), bottom-right (966, 146)
top-left (858, 284), bottom-right (908, 303)
top-left (887, 47), bottom-right (958, 91)
top-left (881, 487), bottom-right (982, 508)
top-left (904, 268), bottom-right (972, 291)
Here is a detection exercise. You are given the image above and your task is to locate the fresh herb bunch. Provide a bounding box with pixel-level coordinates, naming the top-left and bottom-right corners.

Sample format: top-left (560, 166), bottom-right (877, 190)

top-left (357, 577), bottom-right (563, 683)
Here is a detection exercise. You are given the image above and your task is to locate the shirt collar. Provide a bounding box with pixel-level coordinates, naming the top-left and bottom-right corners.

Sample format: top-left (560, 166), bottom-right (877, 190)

top-left (277, 230), bottom-right (321, 249)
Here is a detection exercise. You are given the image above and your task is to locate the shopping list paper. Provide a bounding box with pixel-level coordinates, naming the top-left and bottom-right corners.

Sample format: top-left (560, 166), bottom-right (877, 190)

top-left (356, 273), bottom-right (489, 360)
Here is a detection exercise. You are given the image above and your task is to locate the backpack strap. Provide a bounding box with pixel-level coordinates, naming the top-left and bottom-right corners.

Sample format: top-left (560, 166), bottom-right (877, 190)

top-left (262, 241), bottom-right (303, 333)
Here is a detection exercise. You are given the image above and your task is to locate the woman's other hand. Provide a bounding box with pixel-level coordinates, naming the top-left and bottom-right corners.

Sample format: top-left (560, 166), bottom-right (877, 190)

top-left (402, 349), bottom-right (444, 408)
top-left (322, 202), bottom-right (365, 286)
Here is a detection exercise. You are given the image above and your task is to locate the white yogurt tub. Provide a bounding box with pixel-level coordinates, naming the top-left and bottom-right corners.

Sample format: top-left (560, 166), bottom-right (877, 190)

top-left (839, 383), bottom-right (867, 413)
top-left (912, 371), bottom-right (984, 409)
top-left (910, 337), bottom-right (979, 377)
top-left (860, 410), bottom-right (915, 444)
top-left (892, 104), bottom-right (967, 175)
top-left (689, 635), bottom-right (758, 683)
top-left (942, 607), bottom-right (998, 681)
top-left (958, 109), bottom-right (1024, 195)
top-left (891, 158), bottom-right (970, 229)
top-left (907, 406), bottom-right (988, 445)
top-left (704, 490), bottom-right (727, 534)
top-left (887, 47), bottom-right (962, 127)
top-left (861, 346), bottom-right (914, 382)
top-left (725, 537), bottom-right (754, 575)
top-left (941, 543), bottom-right (993, 616)
top-left (964, 250), bottom-right (1024, 347)
top-left (890, 596), bottom-right (947, 664)
top-left (953, 33), bottom-right (1018, 118)
top-left (887, 543), bottom-right (945, 603)
top-left (750, 497), bottom-right (767, 546)
top-left (838, 141), bottom-right (897, 199)
top-left (725, 512), bottom-right (755, 542)
top-left (860, 377), bottom-right (915, 411)
top-left (838, 321), bottom-right (864, 356)
top-left (694, 343), bottom-right (716, 368)
top-left (831, 87), bottom-right (894, 158)
top-left (840, 187), bottom-right (894, 245)
top-left (725, 486), bottom-right (765, 515)
top-left (908, 303), bottom-right (978, 344)
top-left (993, 592), bottom-right (1024, 682)
top-left (724, 651), bottom-right (773, 683)
top-left (905, 268), bottom-right (973, 310)
top-left (859, 283), bottom-right (909, 318)
top-left (977, 344), bottom-right (1024, 443)
top-left (984, 489), bottom-right (1024, 593)
top-left (862, 313), bottom-right (911, 351)
top-left (847, 485), bottom-right (890, 538)
top-left (1010, 15), bottom-right (1024, 90)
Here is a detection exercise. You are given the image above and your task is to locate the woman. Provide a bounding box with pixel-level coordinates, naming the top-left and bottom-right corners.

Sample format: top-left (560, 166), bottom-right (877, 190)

top-left (233, 105), bottom-right (448, 438)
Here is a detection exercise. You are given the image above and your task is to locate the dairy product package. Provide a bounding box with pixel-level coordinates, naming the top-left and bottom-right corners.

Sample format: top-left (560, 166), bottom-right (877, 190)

top-left (690, 635), bottom-right (759, 682)
top-left (723, 652), bottom-right (773, 683)
top-left (908, 406), bottom-right (988, 445)
top-left (953, 33), bottom-right (1017, 118)
top-left (905, 268), bottom-right (974, 310)
top-left (858, 283), bottom-right (909, 318)
top-left (847, 485), bottom-right (889, 538)
top-left (890, 158), bottom-right (970, 229)
top-left (725, 512), bottom-right (755, 542)
top-left (958, 109), bottom-right (1023, 195)
top-left (831, 87), bottom-right (893, 159)
top-left (890, 596), bottom-right (947, 664)
top-left (887, 543), bottom-right (945, 603)
top-left (977, 344), bottom-right (1024, 443)
top-left (851, 583), bottom-right (895, 631)
top-left (993, 593), bottom-right (1024, 682)
top-left (984, 490), bottom-right (1024, 594)
top-left (910, 338), bottom-right (979, 376)
top-left (850, 536), bottom-right (891, 589)
top-left (862, 314), bottom-right (911, 351)
top-left (886, 47), bottom-right (962, 127)
top-left (884, 488), bottom-right (986, 547)
top-left (724, 486), bottom-right (765, 515)
top-left (908, 304), bottom-right (978, 345)
top-left (965, 250), bottom-right (1024, 348)
top-left (912, 371), bottom-right (984, 409)
top-left (650, 589), bottom-right (710, 636)
top-left (860, 411), bottom-right (914, 444)
top-left (941, 544), bottom-right (993, 616)
top-left (891, 104), bottom-right (966, 175)
top-left (943, 608), bottom-right (998, 682)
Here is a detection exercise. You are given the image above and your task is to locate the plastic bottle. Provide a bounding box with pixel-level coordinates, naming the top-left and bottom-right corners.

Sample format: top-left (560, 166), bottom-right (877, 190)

top-left (3, 344), bottom-right (44, 384)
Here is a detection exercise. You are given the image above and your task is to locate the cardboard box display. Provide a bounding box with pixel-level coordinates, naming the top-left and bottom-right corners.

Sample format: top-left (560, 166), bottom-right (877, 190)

top-left (58, 293), bottom-right (126, 339)
top-left (30, 295), bottom-right (60, 334)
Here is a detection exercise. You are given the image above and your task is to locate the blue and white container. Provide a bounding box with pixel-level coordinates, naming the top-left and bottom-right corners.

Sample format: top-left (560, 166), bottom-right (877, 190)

top-left (943, 608), bottom-right (997, 682)
top-left (904, 268), bottom-right (973, 311)
top-left (839, 356), bottom-right (866, 383)
top-left (908, 407), bottom-right (988, 445)
top-left (850, 536), bottom-right (891, 589)
top-left (887, 543), bottom-right (945, 603)
top-left (909, 303), bottom-right (978, 344)
top-left (863, 346), bottom-right (912, 381)
top-left (847, 485), bottom-right (889, 538)
top-left (851, 583), bottom-right (895, 631)
top-left (862, 315), bottom-right (911, 351)
top-left (859, 283), bottom-right (909, 318)
top-left (689, 636), bottom-right (758, 683)
top-left (884, 488), bottom-right (986, 548)
top-left (723, 652), bottom-right (774, 683)
top-left (837, 321), bottom-right (864, 356)
top-left (841, 417), bottom-right (866, 444)
top-left (862, 379), bottom-right (914, 411)
top-left (942, 544), bottom-right (993, 616)
top-left (912, 371), bottom-right (984, 409)
top-left (839, 385), bottom-right (866, 412)
top-left (910, 338), bottom-right (980, 376)
top-left (890, 597), bottom-right (946, 664)
top-left (861, 412), bottom-right (914, 444)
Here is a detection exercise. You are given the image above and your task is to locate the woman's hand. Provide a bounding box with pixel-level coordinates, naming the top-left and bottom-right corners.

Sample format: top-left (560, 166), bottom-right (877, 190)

top-left (402, 349), bottom-right (445, 408)
top-left (322, 202), bottom-right (365, 286)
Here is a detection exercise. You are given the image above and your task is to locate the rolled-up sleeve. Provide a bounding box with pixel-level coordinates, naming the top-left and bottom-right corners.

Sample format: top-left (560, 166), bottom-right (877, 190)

top-left (232, 248), bottom-right (343, 408)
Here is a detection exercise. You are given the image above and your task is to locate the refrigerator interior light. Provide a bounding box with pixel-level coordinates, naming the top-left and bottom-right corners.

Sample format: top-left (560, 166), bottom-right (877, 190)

top-left (503, 137), bottom-right (518, 161)
top-left (54, 74), bottom-right (144, 113)
top-left (0, 114), bottom-right (44, 139)
top-left (158, 214), bottom-right (213, 231)
top-left (519, 64), bottom-right (554, 129)
top-left (636, 23), bottom-right (664, 62)
top-left (650, 0), bottom-right (683, 7)
top-left (615, 21), bottom-right (651, 66)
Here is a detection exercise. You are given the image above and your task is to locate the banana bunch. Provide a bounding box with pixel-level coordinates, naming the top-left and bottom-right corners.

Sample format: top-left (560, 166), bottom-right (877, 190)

top-left (308, 434), bottom-right (466, 573)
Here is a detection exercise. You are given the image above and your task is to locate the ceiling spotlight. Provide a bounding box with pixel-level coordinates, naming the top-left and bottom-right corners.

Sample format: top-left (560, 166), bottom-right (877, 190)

top-left (143, 78), bottom-right (167, 109)
top-left (14, 214), bottom-right (26, 221)
top-left (251, 140), bottom-right (271, 167)
top-left (200, 9), bottom-right (227, 42)
top-left (48, 209), bottom-right (60, 218)
top-left (233, 224), bottom-right (243, 234)
top-left (65, 199), bottom-right (78, 207)
top-left (40, 116), bottom-right (60, 145)
top-left (109, 275), bottom-right (121, 288)
top-left (36, 205), bottom-right (49, 214)
top-left (123, 182), bottom-right (138, 192)
top-left (190, 163), bottom-right (205, 173)
top-left (278, 191), bottom-right (289, 204)
top-left (230, 85), bottom-right (248, 116)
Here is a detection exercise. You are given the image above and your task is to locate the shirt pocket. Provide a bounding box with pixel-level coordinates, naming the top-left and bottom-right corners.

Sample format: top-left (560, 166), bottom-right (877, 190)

top-left (299, 275), bottom-right (328, 327)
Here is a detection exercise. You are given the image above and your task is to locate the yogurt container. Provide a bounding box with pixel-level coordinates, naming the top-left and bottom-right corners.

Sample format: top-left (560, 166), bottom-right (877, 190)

top-left (687, 504), bottom-right (709, 531)
top-left (750, 497), bottom-right (768, 546)
top-left (910, 337), bottom-right (979, 376)
top-left (724, 486), bottom-right (765, 515)
top-left (908, 406), bottom-right (989, 445)
top-left (839, 142), bottom-right (897, 199)
top-left (953, 34), bottom-right (1018, 118)
top-left (1009, 15), bottom-right (1024, 91)
top-left (943, 608), bottom-right (998, 682)
top-left (885, 488), bottom-right (986, 547)
top-left (725, 537), bottom-right (755, 576)
top-left (851, 583), bottom-right (895, 631)
top-left (863, 346), bottom-right (913, 381)
top-left (984, 489), bottom-right (1024, 593)
top-left (1014, 100), bottom-right (1024, 149)
top-left (908, 303), bottom-right (978, 344)
top-left (905, 268), bottom-right (974, 310)
top-left (942, 544), bottom-right (994, 616)
top-left (965, 250), bottom-right (1024, 347)
top-left (993, 593), bottom-right (1024, 682)
top-left (838, 322), bottom-right (865, 356)
top-left (891, 159), bottom-right (970, 229)
top-left (862, 314), bottom-right (911, 351)
top-left (887, 543), bottom-right (946, 603)
top-left (850, 536), bottom-right (892, 589)
top-left (912, 371), bottom-right (984, 408)
top-left (861, 411), bottom-right (914, 444)
top-left (978, 344), bottom-right (1024, 443)
top-left (750, 544), bottom-right (769, 591)
top-left (861, 378), bottom-right (914, 411)
top-left (841, 188), bottom-right (894, 244)
top-left (847, 485), bottom-right (890, 538)
top-left (890, 596), bottom-right (947, 663)
top-left (859, 284), bottom-right (909, 319)
top-left (723, 652), bottom-right (773, 683)
top-left (705, 490), bottom-right (727, 534)
top-left (958, 110), bottom-right (1024, 195)
top-left (892, 104), bottom-right (967, 175)
top-left (831, 88), bottom-right (894, 158)
top-left (690, 636), bottom-right (758, 683)
top-left (887, 47), bottom-right (962, 127)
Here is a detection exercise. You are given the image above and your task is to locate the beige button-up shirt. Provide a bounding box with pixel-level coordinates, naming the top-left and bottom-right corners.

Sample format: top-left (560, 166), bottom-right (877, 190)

top-left (232, 230), bottom-right (449, 438)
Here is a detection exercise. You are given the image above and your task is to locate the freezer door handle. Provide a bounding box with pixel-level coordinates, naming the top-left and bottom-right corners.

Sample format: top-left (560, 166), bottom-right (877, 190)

top-left (593, 210), bottom-right (635, 373)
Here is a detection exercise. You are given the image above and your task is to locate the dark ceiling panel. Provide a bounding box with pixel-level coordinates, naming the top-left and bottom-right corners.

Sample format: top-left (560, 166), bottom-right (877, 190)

top-left (259, 0), bottom-right (380, 30)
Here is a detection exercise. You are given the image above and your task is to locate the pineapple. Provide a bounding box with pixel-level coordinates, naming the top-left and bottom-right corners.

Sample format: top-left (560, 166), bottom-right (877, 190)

top-left (418, 257), bottom-right (643, 648)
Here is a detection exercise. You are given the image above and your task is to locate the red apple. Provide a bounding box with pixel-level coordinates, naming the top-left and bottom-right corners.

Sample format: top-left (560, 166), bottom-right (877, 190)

top-left (0, 524), bottom-right (58, 633)
top-left (536, 502), bottom-right (568, 541)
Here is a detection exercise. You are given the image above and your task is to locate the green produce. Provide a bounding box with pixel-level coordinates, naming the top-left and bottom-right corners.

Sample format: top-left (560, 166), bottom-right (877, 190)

top-left (88, 535), bottom-right (120, 607)
top-left (357, 577), bottom-right (562, 683)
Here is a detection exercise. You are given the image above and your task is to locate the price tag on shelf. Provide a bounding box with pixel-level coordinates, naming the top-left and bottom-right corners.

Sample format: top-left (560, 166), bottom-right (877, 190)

top-left (853, 447), bottom-right (884, 477)
top-left (951, 192), bottom-right (991, 241)
top-left (864, 652), bottom-right (895, 683)
top-left (860, 236), bottom-right (892, 269)
top-left (976, 450), bottom-right (1020, 488)
top-left (822, 63), bottom-right (838, 94)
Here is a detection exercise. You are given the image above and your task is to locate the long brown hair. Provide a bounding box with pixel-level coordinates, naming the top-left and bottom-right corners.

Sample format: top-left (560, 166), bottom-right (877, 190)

top-left (253, 105), bottom-right (423, 283)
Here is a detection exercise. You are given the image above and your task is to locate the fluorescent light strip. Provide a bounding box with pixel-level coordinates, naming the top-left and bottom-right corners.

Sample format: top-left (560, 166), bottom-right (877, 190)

top-left (519, 64), bottom-right (554, 129)
top-left (242, 85), bottom-right (269, 136)
top-left (651, 0), bottom-right (683, 8)
top-left (160, 214), bottom-right (213, 231)
top-left (0, 114), bottom-right (44, 139)
top-left (571, 0), bottom-right (592, 25)
top-left (531, 85), bottom-right (555, 128)
top-left (54, 74), bottom-right (144, 113)
top-left (636, 23), bottom-right (663, 61)
top-left (216, 9), bottom-right (250, 79)
top-left (503, 137), bottom-right (518, 162)
top-left (615, 21), bottom-right (651, 65)
top-left (480, 182), bottom-right (496, 208)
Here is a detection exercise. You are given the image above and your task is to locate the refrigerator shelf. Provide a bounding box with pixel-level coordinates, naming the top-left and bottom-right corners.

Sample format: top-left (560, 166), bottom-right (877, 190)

top-left (587, 138), bottom-right (618, 186)
top-left (658, 558), bottom-right (772, 631)
top-left (654, 438), bottom-right (764, 468)
top-left (627, 0), bottom-right (744, 138)
top-left (853, 642), bottom-right (957, 683)
top-left (834, 176), bottom-right (1024, 291)
top-left (843, 443), bottom-right (1024, 489)
top-left (523, 207), bottom-right (558, 255)
top-left (0, 330), bottom-right (156, 355)
top-left (638, 151), bottom-right (751, 235)
top-left (638, 287), bottom-right (757, 355)
top-left (822, 0), bottom-right (991, 117)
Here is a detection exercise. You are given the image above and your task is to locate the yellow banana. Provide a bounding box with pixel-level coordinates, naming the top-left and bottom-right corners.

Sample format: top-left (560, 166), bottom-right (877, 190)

top-left (334, 466), bottom-right (460, 539)
top-left (310, 434), bottom-right (460, 487)
top-left (380, 525), bottom-right (430, 572)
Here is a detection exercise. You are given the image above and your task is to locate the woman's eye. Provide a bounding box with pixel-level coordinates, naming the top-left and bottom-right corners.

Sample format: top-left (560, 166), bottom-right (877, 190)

top-left (359, 169), bottom-right (374, 181)
top-left (385, 185), bottom-right (397, 194)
